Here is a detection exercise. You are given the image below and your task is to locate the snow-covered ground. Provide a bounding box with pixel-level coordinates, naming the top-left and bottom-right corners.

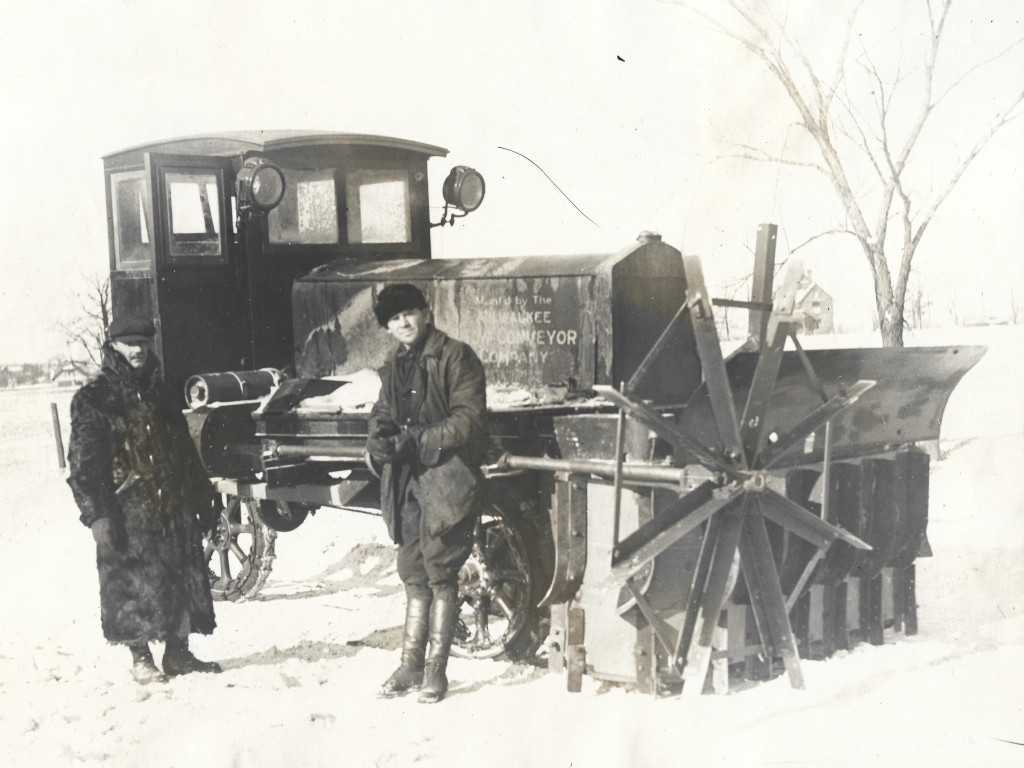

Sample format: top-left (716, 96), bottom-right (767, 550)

top-left (1, 326), bottom-right (1021, 767)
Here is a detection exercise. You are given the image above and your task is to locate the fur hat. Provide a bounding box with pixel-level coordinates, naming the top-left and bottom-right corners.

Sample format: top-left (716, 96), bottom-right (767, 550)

top-left (373, 284), bottom-right (428, 327)
top-left (107, 316), bottom-right (156, 342)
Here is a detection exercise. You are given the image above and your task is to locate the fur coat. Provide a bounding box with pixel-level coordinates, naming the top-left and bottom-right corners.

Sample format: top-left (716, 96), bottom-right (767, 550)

top-left (67, 344), bottom-right (216, 644)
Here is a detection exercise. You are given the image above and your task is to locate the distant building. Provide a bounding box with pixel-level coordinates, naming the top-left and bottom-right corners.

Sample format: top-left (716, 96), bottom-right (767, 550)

top-left (51, 363), bottom-right (86, 387)
top-left (0, 363), bottom-right (49, 388)
top-left (793, 275), bottom-right (834, 335)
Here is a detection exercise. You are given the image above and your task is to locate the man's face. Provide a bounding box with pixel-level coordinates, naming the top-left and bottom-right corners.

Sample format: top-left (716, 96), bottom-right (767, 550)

top-left (386, 308), bottom-right (430, 349)
top-left (111, 338), bottom-right (152, 369)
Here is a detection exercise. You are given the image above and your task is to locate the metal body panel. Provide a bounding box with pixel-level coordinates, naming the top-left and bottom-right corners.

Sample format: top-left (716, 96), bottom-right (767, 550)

top-left (103, 131), bottom-right (447, 167)
top-left (576, 484), bottom-right (652, 682)
top-left (292, 239), bottom-right (699, 404)
top-left (147, 153), bottom-right (250, 392)
top-left (681, 345), bottom-right (986, 467)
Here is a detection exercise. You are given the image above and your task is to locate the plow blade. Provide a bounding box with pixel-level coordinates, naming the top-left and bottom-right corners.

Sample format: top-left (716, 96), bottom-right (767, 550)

top-left (680, 345), bottom-right (985, 468)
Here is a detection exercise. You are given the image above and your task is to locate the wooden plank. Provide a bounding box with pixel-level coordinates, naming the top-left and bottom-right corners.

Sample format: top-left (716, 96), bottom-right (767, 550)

top-left (821, 582), bottom-right (848, 656)
top-left (761, 489), bottom-right (872, 551)
top-left (740, 507), bottom-right (805, 689)
top-left (611, 481), bottom-right (729, 578)
top-left (681, 253), bottom-right (744, 464)
top-left (682, 512), bottom-right (744, 696)
top-left (547, 602), bottom-right (567, 674)
top-left (757, 380), bottom-right (876, 470)
top-left (864, 574), bottom-right (885, 645)
top-left (674, 513), bottom-right (722, 669)
top-left (739, 320), bottom-right (798, 463)
top-left (791, 590), bottom-right (812, 659)
top-left (900, 565), bottom-right (918, 635)
top-left (749, 223), bottom-right (778, 350)
top-left (711, 613), bottom-right (730, 694)
top-left (594, 385), bottom-right (721, 469)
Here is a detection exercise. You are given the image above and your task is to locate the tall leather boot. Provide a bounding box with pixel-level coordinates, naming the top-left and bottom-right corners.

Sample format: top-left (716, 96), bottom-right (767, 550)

top-left (162, 636), bottom-right (223, 676)
top-left (418, 592), bottom-right (458, 704)
top-left (130, 642), bottom-right (168, 684)
top-left (379, 594), bottom-right (431, 697)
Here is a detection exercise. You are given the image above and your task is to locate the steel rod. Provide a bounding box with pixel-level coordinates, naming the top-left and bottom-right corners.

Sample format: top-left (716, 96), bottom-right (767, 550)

top-left (611, 385), bottom-right (627, 546)
top-left (496, 453), bottom-right (690, 485)
top-left (269, 442), bottom-right (367, 460)
top-left (821, 420), bottom-right (833, 524)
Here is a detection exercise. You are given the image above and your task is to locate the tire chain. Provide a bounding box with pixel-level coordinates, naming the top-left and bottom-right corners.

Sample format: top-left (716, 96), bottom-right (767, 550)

top-left (208, 499), bottom-right (278, 602)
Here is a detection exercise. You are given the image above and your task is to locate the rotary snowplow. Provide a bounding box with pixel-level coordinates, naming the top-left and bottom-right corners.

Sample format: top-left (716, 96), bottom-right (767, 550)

top-left (101, 132), bottom-right (983, 693)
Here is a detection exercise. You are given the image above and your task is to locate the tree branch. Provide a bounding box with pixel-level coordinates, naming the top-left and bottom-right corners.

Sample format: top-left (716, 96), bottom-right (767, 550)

top-left (716, 141), bottom-right (831, 174)
top-left (788, 228), bottom-right (861, 254)
top-left (913, 88), bottom-right (1024, 247)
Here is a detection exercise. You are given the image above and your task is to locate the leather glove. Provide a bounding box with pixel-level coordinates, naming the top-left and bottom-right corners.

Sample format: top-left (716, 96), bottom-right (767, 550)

top-left (390, 430), bottom-right (418, 464)
top-left (91, 518), bottom-right (119, 551)
top-left (372, 420), bottom-right (401, 438)
top-left (367, 421), bottom-right (401, 462)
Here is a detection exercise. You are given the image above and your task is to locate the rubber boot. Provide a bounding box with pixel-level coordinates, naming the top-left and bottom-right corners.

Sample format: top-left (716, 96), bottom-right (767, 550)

top-left (162, 636), bottom-right (223, 676)
top-left (418, 592), bottom-right (458, 704)
top-left (129, 642), bottom-right (168, 684)
top-left (379, 594), bottom-right (431, 697)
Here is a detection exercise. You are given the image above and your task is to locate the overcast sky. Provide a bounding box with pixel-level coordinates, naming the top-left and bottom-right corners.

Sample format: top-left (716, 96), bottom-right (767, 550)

top-left (1, 0), bottom-right (1020, 364)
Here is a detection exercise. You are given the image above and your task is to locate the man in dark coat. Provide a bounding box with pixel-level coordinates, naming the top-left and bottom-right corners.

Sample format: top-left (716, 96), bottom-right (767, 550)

top-left (67, 316), bottom-right (222, 684)
top-left (367, 284), bottom-right (487, 703)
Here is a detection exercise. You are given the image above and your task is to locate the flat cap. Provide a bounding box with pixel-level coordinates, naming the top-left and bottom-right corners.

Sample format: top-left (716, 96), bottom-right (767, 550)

top-left (107, 316), bottom-right (156, 342)
top-left (373, 284), bottom-right (428, 327)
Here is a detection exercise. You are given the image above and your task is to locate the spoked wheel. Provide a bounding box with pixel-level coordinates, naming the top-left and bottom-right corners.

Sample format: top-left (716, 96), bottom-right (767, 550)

top-left (453, 496), bottom-right (549, 661)
top-left (203, 495), bottom-right (277, 602)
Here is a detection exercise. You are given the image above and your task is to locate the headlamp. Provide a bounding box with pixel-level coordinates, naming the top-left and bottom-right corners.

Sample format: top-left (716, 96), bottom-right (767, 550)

top-left (237, 157), bottom-right (286, 212)
top-left (442, 166), bottom-right (485, 213)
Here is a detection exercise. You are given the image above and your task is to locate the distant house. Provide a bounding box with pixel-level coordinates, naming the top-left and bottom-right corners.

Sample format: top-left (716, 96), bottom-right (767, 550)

top-left (793, 275), bottom-right (834, 335)
top-left (51, 364), bottom-right (85, 387)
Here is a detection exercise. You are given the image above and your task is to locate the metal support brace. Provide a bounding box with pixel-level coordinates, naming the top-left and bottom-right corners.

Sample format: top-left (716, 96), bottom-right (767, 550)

top-left (539, 473), bottom-right (588, 607)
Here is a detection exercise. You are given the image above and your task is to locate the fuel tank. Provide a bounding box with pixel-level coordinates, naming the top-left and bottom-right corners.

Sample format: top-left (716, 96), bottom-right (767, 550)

top-left (290, 235), bottom-right (702, 406)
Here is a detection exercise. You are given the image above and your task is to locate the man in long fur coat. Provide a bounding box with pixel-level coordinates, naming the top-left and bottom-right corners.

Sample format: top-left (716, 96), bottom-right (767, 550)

top-left (67, 316), bottom-right (222, 684)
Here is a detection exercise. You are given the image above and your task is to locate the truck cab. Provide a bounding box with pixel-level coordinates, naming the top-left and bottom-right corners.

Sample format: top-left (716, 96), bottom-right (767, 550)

top-left (103, 131), bottom-right (471, 396)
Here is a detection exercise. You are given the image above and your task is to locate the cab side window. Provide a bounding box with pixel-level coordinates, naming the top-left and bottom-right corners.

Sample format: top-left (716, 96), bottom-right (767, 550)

top-left (166, 172), bottom-right (222, 259)
top-left (111, 171), bottom-right (154, 269)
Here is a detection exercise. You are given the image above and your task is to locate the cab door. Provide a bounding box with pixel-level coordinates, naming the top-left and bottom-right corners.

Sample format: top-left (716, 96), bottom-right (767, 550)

top-left (146, 153), bottom-right (251, 394)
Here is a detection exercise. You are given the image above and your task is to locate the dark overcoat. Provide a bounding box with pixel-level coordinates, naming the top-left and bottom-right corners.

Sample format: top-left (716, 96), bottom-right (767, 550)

top-left (369, 326), bottom-right (488, 540)
top-left (67, 344), bottom-right (216, 644)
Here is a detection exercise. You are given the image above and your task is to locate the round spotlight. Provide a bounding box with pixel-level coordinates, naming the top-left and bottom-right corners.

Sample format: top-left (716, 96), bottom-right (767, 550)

top-left (237, 157), bottom-right (286, 212)
top-left (442, 166), bottom-right (485, 213)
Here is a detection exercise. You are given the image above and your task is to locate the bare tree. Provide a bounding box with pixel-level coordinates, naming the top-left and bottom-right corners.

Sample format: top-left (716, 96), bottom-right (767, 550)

top-left (1011, 288), bottom-right (1023, 325)
top-left (669, 0), bottom-right (1024, 346)
top-left (58, 273), bottom-right (111, 376)
top-left (907, 280), bottom-right (925, 330)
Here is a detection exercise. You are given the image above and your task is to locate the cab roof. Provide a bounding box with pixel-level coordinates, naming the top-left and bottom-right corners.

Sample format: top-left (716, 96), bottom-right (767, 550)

top-left (103, 130), bottom-right (448, 162)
